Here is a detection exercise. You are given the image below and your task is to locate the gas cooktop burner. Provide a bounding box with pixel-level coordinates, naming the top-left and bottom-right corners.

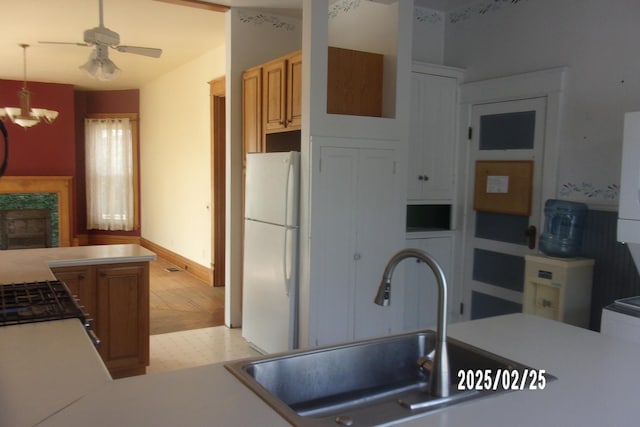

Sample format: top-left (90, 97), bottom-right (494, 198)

top-left (0, 280), bottom-right (86, 326)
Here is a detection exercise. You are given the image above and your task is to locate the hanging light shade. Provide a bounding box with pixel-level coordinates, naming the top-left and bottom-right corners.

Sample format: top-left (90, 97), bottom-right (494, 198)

top-left (80, 45), bottom-right (121, 81)
top-left (0, 44), bottom-right (59, 129)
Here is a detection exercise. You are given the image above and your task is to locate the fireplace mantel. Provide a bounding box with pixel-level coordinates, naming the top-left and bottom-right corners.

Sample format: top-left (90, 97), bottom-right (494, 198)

top-left (0, 176), bottom-right (72, 247)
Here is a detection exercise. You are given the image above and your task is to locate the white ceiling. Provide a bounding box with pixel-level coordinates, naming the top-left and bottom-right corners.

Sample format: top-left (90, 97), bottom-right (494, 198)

top-left (2, 0), bottom-right (463, 91)
top-left (1, 0), bottom-right (302, 91)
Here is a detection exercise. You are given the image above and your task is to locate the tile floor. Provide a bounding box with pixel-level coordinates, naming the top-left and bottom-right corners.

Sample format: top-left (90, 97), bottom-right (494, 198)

top-left (148, 326), bottom-right (260, 374)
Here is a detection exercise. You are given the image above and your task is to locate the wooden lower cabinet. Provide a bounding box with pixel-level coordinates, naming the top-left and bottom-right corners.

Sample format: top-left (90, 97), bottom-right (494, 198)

top-left (51, 265), bottom-right (97, 325)
top-left (52, 262), bottom-right (150, 378)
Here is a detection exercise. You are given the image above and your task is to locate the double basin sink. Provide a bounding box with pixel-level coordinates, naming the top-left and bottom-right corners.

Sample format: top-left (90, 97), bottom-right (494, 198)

top-left (225, 330), bottom-right (553, 426)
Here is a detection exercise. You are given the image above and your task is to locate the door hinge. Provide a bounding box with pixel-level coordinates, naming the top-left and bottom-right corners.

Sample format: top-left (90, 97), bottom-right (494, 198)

top-left (459, 302), bottom-right (464, 315)
top-left (467, 127), bottom-right (473, 140)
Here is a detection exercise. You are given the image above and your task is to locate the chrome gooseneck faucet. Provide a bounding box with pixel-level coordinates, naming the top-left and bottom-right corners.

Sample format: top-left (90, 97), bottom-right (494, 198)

top-left (374, 248), bottom-right (450, 398)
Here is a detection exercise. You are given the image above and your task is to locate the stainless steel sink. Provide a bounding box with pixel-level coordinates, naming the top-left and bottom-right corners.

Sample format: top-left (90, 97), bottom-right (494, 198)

top-left (225, 330), bottom-right (553, 426)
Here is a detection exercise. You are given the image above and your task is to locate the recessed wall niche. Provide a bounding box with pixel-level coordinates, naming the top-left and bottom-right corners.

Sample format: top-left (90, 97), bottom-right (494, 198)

top-left (327, 0), bottom-right (399, 118)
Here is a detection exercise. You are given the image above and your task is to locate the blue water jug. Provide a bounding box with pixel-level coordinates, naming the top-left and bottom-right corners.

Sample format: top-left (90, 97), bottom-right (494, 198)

top-left (539, 199), bottom-right (588, 258)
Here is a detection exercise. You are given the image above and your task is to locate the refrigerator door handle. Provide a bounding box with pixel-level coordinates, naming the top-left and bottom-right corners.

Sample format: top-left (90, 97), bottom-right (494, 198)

top-left (285, 155), bottom-right (294, 227)
top-left (283, 228), bottom-right (292, 295)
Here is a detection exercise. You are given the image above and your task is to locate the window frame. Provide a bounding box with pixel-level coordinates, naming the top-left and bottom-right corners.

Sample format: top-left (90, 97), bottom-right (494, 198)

top-left (85, 113), bottom-right (140, 231)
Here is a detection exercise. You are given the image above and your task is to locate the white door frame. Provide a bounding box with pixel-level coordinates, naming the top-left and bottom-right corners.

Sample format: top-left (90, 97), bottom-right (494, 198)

top-left (454, 67), bottom-right (567, 321)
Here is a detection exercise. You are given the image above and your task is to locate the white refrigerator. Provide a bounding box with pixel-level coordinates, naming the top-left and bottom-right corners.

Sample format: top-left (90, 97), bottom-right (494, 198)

top-left (242, 151), bottom-right (300, 354)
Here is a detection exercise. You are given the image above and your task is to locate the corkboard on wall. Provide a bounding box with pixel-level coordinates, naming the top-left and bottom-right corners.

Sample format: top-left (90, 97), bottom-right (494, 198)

top-left (473, 160), bottom-right (534, 216)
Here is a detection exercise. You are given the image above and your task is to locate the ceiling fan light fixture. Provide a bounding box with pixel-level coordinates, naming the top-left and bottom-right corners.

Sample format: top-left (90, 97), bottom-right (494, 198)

top-left (1, 44), bottom-right (58, 129)
top-left (80, 47), bottom-right (121, 81)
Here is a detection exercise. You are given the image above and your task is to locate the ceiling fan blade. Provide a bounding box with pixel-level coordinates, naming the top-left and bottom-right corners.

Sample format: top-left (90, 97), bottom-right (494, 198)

top-left (114, 45), bottom-right (162, 58)
top-left (39, 41), bottom-right (91, 47)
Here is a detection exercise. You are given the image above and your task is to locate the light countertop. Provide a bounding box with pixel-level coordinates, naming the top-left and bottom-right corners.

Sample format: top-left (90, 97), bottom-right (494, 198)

top-left (0, 244), bottom-right (156, 283)
top-left (31, 313), bottom-right (640, 427)
top-left (0, 319), bottom-right (112, 427)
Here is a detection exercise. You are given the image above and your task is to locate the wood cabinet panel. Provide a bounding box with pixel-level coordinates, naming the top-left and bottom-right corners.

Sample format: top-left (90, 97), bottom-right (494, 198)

top-left (96, 263), bottom-right (149, 378)
top-left (52, 265), bottom-right (96, 323)
top-left (327, 46), bottom-right (383, 117)
top-left (286, 51), bottom-right (303, 129)
top-left (263, 58), bottom-right (287, 132)
top-left (52, 261), bottom-right (150, 379)
top-left (242, 67), bottom-right (263, 157)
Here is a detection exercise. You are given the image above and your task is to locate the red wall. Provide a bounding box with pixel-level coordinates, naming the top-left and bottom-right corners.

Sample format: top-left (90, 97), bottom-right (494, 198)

top-left (0, 79), bottom-right (75, 176)
top-left (0, 80), bottom-right (140, 240)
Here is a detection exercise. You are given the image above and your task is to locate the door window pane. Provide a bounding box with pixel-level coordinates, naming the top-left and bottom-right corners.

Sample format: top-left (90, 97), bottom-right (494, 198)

top-left (471, 291), bottom-right (522, 320)
top-left (472, 248), bottom-right (525, 292)
top-left (479, 110), bottom-right (535, 150)
top-left (475, 211), bottom-right (529, 245)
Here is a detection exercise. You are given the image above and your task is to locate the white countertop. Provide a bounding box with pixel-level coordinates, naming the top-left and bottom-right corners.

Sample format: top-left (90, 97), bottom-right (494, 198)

top-left (0, 319), bottom-right (112, 427)
top-left (0, 244), bottom-right (156, 283)
top-left (32, 314), bottom-right (640, 427)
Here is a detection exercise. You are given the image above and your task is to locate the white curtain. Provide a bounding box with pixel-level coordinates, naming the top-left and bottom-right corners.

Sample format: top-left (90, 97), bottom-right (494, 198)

top-left (85, 118), bottom-right (134, 231)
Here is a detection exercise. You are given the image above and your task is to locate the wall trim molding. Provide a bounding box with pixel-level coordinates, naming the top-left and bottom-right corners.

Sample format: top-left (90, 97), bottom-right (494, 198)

top-left (87, 234), bottom-right (141, 246)
top-left (140, 237), bottom-right (213, 286)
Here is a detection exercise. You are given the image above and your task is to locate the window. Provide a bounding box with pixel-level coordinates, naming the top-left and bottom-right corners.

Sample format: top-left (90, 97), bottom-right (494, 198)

top-left (85, 114), bottom-right (139, 231)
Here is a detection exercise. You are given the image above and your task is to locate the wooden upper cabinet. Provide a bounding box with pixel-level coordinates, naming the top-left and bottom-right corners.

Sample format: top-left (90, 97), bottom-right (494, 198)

top-left (327, 47), bottom-right (383, 117)
top-left (263, 51), bottom-right (302, 134)
top-left (242, 66), bottom-right (263, 156)
top-left (263, 57), bottom-right (288, 132)
top-left (286, 51), bottom-right (303, 129)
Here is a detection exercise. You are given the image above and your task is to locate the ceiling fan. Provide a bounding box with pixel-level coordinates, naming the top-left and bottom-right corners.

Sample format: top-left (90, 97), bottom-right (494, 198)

top-left (40, 0), bottom-right (162, 81)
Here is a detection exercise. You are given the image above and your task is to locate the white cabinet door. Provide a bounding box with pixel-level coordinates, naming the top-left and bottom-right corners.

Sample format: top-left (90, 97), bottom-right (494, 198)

top-left (353, 148), bottom-right (399, 340)
top-left (310, 146), bottom-right (400, 346)
top-left (408, 71), bottom-right (459, 202)
top-left (403, 235), bottom-right (454, 331)
top-left (310, 147), bottom-right (358, 346)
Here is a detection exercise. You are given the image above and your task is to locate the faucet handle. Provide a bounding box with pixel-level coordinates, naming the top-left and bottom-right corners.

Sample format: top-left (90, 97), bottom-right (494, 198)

top-left (417, 349), bottom-right (436, 373)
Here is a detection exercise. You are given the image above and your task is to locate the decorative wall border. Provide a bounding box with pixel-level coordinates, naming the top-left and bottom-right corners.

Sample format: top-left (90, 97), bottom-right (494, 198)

top-left (449, 0), bottom-right (529, 24)
top-left (558, 182), bottom-right (619, 202)
top-left (238, 10), bottom-right (297, 31)
top-left (328, 0), bottom-right (362, 19)
top-left (414, 6), bottom-right (443, 24)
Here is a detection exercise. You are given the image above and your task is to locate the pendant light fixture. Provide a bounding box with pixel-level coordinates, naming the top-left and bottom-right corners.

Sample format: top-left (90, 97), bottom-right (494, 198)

top-left (0, 44), bottom-right (59, 129)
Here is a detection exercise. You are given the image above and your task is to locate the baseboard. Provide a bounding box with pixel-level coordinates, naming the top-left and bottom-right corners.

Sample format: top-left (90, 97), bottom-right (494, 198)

top-left (140, 237), bottom-right (213, 286)
top-left (87, 235), bottom-right (142, 246)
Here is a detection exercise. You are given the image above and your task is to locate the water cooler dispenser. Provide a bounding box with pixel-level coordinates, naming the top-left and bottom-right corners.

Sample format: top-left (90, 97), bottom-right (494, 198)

top-left (539, 199), bottom-right (588, 258)
top-left (523, 255), bottom-right (594, 328)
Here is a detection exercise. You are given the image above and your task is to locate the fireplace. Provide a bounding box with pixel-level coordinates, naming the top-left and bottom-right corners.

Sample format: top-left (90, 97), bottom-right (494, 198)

top-left (0, 177), bottom-right (72, 247)
top-left (0, 209), bottom-right (52, 249)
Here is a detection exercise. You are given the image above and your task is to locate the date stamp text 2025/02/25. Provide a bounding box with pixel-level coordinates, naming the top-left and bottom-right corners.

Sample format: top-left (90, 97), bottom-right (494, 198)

top-left (457, 369), bottom-right (548, 391)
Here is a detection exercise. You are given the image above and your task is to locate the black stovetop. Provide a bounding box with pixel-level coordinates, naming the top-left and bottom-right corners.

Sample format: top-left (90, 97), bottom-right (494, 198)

top-left (0, 280), bottom-right (86, 326)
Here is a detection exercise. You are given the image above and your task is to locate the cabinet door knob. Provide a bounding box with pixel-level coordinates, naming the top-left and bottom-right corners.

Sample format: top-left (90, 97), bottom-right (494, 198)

top-left (423, 175), bottom-right (429, 181)
top-left (418, 175), bottom-right (424, 181)
top-left (353, 253), bottom-right (361, 261)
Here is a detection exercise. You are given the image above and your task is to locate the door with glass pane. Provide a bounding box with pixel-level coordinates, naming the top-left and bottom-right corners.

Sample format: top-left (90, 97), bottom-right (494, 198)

top-left (463, 97), bottom-right (547, 320)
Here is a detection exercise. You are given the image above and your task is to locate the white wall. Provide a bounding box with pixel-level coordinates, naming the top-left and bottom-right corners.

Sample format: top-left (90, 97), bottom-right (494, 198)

top-left (140, 47), bottom-right (225, 267)
top-left (440, 0), bottom-right (640, 207)
top-left (412, 6), bottom-right (445, 63)
top-left (226, 9), bottom-right (302, 326)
